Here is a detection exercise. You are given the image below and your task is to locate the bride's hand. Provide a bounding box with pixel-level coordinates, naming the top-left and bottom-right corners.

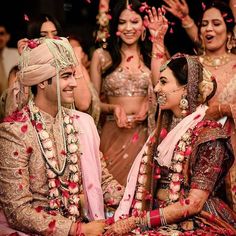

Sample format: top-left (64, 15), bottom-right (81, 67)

top-left (104, 216), bottom-right (137, 236)
top-left (144, 7), bottom-right (168, 42)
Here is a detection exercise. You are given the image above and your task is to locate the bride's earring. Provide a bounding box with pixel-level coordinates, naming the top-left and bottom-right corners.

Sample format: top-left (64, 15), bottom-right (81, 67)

top-left (179, 94), bottom-right (189, 116)
top-left (157, 91), bottom-right (167, 105)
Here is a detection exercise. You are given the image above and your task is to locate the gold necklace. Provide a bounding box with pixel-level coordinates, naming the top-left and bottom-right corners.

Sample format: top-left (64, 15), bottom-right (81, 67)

top-left (201, 53), bottom-right (230, 69)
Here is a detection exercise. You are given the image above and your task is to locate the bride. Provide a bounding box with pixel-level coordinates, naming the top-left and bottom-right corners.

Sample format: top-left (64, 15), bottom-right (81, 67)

top-left (104, 53), bottom-right (236, 235)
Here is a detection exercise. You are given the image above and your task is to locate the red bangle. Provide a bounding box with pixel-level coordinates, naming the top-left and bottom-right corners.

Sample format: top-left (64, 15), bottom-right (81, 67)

top-left (149, 209), bottom-right (161, 227)
top-left (76, 222), bottom-right (84, 236)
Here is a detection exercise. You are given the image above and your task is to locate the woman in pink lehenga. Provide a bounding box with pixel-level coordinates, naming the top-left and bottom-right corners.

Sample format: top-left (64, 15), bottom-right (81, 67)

top-left (90, 0), bottom-right (168, 186)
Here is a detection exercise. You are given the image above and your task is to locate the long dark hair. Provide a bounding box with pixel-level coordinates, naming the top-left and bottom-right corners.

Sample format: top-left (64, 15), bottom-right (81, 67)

top-left (103, 0), bottom-right (152, 77)
top-left (27, 14), bottom-right (63, 39)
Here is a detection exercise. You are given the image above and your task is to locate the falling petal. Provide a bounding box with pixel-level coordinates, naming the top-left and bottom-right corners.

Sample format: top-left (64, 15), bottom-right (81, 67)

top-left (21, 124), bottom-right (28, 133)
top-left (194, 114), bottom-right (201, 120)
top-left (160, 128), bottom-right (168, 139)
top-left (105, 216), bottom-right (115, 225)
top-left (61, 150), bottom-right (66, 155)
top-left (202, 2), bottom-right (206, 10)
top-left (26, 147), bottom-right (33, 154)
top-left (35, 206), bottom-right (43, 213)
top-left (127, 55), bottom-right (134, 62)
top-left (48, 219), bottom-right (56, 232)
top-left (13, 151), bottom-right (19, 157)
top-left (36, 123), bottom-right (43, 131)
top-left (24, 14), bottom-right (29, 21)
top-left (116, 31), bottom-right (121, 36)
top-left (132, 132), bottom-right (139, 143)
top-left (169, 27), bottom-right (174, 34)
top-left (226, 18), bottom-right (233, 23)
top-left (185, 199), bottom-right (190, 205)
top-left (222, 13), bottom-right (228, 18)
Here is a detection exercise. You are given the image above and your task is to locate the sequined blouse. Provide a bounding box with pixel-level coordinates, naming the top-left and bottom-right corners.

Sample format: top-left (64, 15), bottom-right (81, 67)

top-left (97, 48), bottom-right (151, 97)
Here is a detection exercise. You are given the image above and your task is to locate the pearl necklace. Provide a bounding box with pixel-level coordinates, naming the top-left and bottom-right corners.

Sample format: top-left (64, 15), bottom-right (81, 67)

top-left (200, 53), bottom-right (230, 69)
top-left (29, 100), bottom-right (82, 221)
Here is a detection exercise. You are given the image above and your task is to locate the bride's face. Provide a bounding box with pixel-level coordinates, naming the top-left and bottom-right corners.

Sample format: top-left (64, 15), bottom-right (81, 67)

top-left (154, 67), bottom-right (185, 116)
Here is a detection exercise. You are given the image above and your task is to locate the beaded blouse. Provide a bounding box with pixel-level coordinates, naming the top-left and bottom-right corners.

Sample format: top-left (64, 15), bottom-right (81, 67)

top-left (103, 67), bottom-right (150, 97)
top-left (97, 48), bottom-right (151, 97)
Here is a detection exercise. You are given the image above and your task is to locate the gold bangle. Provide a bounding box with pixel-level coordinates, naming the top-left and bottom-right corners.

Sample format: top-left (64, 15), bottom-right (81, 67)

top-left (182, 19), bottom-right (194, 29)
top-left (218, 104), bottom-right (223, 117)
top-left (151, 52), bottom-right (165, 59)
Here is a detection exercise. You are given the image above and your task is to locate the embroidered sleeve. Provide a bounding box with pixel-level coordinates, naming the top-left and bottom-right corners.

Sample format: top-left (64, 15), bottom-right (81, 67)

top-left (190, 140), bottom-right (225, 193)
top-left (100, 153), bottom-right (125, 206)
top-left (0, 124), bottom-right (72, 236)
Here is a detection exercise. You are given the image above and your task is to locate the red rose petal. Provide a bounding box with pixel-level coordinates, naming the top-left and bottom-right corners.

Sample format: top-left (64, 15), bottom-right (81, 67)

top-left (132, 132), bottom-right (139, 143)
top-left (21, 124), bottom-right (28, 133)
top-left (48, 219), bottom-right (56, 232)
top-left (35, 206), bottom-right (43, 213)
top-left (127, 55), bottom-right (134, 62)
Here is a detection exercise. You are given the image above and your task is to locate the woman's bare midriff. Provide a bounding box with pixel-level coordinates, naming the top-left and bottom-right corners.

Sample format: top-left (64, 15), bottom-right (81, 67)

top-left (108, 96), bottom-right (146, 114)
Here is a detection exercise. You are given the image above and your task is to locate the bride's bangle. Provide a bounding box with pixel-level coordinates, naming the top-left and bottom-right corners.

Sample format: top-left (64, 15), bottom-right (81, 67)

top-left (151, 52), bottom-right (165, 59)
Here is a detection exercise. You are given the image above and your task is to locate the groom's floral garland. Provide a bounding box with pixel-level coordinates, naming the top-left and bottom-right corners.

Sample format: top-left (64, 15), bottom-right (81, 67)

top-left (29, 100), bottom-right (82, 222)
top-left (132, 119), bottom-right (222, 212)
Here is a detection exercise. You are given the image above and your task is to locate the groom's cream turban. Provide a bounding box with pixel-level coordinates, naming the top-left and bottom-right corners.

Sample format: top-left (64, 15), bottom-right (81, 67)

top-left (18, 37), bottom-right (77, 86)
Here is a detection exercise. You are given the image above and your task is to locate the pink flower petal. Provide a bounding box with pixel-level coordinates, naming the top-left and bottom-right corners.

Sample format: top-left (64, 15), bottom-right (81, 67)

top-left (24, 14), bottom-right (29, 21)
top-left (132, 132), bottom-right (139, 143)
top-left (160, 128), bottom-right (168, 139)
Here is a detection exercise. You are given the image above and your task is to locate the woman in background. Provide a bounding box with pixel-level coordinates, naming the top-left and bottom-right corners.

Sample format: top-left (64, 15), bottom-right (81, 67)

top-left (164, 0), bottom-right (236, 212)
top-left (90, 0), bottom-right (168, 185)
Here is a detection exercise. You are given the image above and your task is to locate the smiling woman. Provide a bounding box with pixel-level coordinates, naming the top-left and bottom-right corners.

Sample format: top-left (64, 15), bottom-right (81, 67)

top-left (90, 0), bottom-right (169, 186)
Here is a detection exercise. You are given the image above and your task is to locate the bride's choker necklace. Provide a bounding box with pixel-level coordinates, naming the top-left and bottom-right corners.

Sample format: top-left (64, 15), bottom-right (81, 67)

top-left (201, 53), bottom-right (230, 69)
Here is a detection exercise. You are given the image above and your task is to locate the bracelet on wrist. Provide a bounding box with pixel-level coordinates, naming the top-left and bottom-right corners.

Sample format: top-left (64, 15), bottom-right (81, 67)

top-left (182, 19), bottom-right (194, 29)
top-left (151, 52), bottom-right (165, 59)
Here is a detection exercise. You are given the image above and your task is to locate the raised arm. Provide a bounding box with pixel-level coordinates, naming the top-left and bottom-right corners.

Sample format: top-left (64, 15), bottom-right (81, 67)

top-left (145, 7), bottom-right (169, 85)
top-left (162, 0), bottom-right (199, 43)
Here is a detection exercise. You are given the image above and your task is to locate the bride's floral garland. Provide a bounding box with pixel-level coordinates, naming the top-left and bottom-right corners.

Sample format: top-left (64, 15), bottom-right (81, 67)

top-left (29, 100), bottom-right (82, 222)
top-left (132, 119), bottom-right (222, 212)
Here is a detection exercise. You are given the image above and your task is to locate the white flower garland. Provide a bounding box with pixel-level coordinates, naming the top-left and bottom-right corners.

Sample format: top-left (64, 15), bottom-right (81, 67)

top-left (29, 100), bottom-right (82, 221)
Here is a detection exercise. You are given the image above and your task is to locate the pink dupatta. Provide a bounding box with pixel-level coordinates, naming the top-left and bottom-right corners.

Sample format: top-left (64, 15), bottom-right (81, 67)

top-left (114, 105), bottom-right (208, 220)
